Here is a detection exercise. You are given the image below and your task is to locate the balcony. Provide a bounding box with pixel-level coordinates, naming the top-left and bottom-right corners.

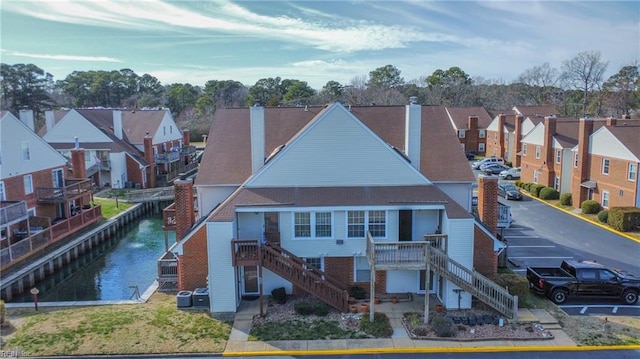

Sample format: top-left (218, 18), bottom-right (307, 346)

top-left (366, 233), bottom-right (447, 270)
top-left (162, 203), bottom-right (176, 231)
top-left (36, 179), bottom-right (93, 203)
top-left (155, 151), bottom-right (180, 164)
top-left (180, 145), bottom-right (196, 157)
top-left (157, 250), bottom-right (178, 292)
top-left (0, 201), bottom-right (28, 227)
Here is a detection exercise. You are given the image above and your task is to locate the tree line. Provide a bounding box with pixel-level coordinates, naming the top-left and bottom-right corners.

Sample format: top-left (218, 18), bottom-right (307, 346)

top-left (1, 50), bottom-right (637, 139)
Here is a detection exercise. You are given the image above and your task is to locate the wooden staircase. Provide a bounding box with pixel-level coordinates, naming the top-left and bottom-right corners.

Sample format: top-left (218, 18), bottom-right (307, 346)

top-left (231, 240), bottom-right (349, 312)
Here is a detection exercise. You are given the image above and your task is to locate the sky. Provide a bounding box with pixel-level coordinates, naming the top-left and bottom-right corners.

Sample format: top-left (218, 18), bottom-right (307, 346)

top-left (1, 0), bottom-right (639, 89)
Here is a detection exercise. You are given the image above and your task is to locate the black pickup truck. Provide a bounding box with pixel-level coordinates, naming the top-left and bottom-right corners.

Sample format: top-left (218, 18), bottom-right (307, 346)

top-left (526, 260), bottom-right (640, 305)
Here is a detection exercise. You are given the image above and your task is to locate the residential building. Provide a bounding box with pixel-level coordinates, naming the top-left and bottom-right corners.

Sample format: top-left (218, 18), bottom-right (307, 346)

top-left (445, 107), bottom-right (493, 154)
top-left (1, 110), bottom-right (101, 270)
top-left (42, 108), bottom-right (195, 189)
top-left (512, 105), bottom-right (560, 119)
top-left (485, 113), bottom-right (541, 166)
top-left (571, 117), bottom-right (640, 208)
top-left (164, 101), bottom-right (515, 319)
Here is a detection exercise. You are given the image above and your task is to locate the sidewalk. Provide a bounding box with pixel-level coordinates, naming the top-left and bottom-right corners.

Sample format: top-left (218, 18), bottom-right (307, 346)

top-left (223, 295), bottom-right (577, 356)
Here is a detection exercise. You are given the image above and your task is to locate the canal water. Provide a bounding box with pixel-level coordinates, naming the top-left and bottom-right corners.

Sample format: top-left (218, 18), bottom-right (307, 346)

top-left (9, 217), bottom-right (174, 303)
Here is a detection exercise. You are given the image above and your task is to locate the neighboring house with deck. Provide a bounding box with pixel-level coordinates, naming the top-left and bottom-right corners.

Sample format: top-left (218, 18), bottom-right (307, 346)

top-left (42, 108), bottom-right (195, 189)
top-left (1, 110), bottom-right (101, 271)
top-left (162, 101), bottom-right (515, 320)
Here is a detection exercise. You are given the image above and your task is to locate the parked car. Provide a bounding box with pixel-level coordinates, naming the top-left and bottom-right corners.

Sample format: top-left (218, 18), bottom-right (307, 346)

top-left (472, 157), bottom-right (504, 170)
top-left (465, 151), bottom-right (476, 160)
top-left (483, 164), bottom-right (510, 175)
top-left (498, 183), bottom-right (522, 200)
top-left (526, 260), bottom-right (640, 304)
top-left (499, 167), bottom-right (521, 180)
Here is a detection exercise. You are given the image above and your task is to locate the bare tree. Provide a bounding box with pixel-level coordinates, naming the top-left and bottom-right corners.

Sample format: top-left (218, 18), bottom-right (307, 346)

top-left (561, 51), bottom-right (608, 117)
top-left (516, 63), bottom-right (559, 105)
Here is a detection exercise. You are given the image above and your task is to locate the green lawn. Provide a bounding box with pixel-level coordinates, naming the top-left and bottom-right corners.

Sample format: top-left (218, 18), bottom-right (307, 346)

top-left (93, 198), bottom-right (133, 218)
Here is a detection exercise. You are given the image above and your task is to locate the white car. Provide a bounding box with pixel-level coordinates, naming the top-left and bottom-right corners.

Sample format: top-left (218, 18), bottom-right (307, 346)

top-left (499, 167), bottom-right (521, 180)
top-left (472, 157), bottom-right (504, 170)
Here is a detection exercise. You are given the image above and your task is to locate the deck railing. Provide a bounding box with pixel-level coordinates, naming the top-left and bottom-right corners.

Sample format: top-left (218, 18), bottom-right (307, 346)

top-left (231, 239), bottom-right (349, 312)
top-left (155, 151), bottom-right (181, 164)
top-left (366, 233), bottom-right (518, 319)
top-left (0, 201), bottom-right (28, 226)
top-left (126, 187), bottom-right (175, 202)
top-left (157, 250), bottom-right (179, 292)
top-left (36, 179), bottom-right (92, 203)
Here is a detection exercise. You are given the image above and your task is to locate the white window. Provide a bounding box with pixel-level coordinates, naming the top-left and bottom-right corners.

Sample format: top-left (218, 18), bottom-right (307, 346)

top-left (458, 130), bottom-right (465, 138)
top-left (52, 168), bottom-right (64, 188)
top-left (478, 143), bottom-right (485, 152)
top-left (554, 176), bottom-right (560, 190)
top-left (523, 144), bottom-right (528, 155)
top-left (347, 211), bottom-right (365, 238)
top-left (368, 211), bottom-right (386, 237)
top-left (84, 151), bottom-right (91, 162)
top-left (170, 125), bottom-right (173, 134)
top-left (347, 210), bottom-right (386, 238)
top-left (479, 129), bottom-right (486, 138)
top-left (602, 158), bottom-right (610, 174)
top-left (602, 191), bottom-right (609, 208)
top-left (27, 208), bottom-right (36, 216)
top-left (574, 153), bottom-right (579, 167)
top-left (629, 163), bottom-right (637, 181)
top-left (23, 175), bottom-right (33, 195)
top-left (294, 212), bottom-right (332, 238)
top-left (21, 141), bottom-right (30, 160)
top-left (533, 170), bottom-right (539, 183)
top-left (555, 150), bottom-right (561, 164)
top-left (535, 146), bottom-right (541, 159)
top-left (0, 181), bottom-right (5, 201)
top-left (315, 212), bottom-right (332, 237)
top-left (163, 126), bottom-right (166, 135)
top-left (354, 256), bottom-right (371, 282)
top-left (294, 212), bottom-right (311, 237)
top-left (303, 257), bottom-right (323, 272)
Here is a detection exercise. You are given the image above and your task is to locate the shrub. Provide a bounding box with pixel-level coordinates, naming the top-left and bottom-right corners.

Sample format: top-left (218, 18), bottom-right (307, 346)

top-left (597, 209), bottom-right (609, 224)
top-left (359, 312), bottom-right (393, 337)
top-left (539, 187), bottom-right (560, 200)
top-left (313, 303), bottom-right (329, 316)
top-left (514, 180), bottom-right (523, 188)
top-left (271, 287), bottom-right (287, 304)
top-left (349, 285), bottom-right (367, 300)
top-left (294, 302), bottom-right (314, 315)
top-left (559, 193), bottom-right (572, 206)
top-left (490, 273), bottom-right (529, 304)
top-left (0, 300), bottom-right (5, 325)
top-left (431, 315), bottom-right (457, 337)
top-left (608, 207), bottom-right (640, 232)
top-left (530, 184), bottom-right (545, 197)
top-left (522, 183), bottom-right (531, 192)
top-left (581, 200), bottom-right (601, 214)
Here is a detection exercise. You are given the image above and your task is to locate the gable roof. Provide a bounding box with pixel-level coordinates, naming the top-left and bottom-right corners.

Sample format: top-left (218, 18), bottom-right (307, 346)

top-left (122, 109), bottom-right (179, 145)
top-left (606, 124), bottom-right (640, 159)
top-left (521, 117), bottom-right (609, 148)
top-left (513, 105), bottom-right (560, 117)
top-left (445, 107), bottom-right (493, 130)
top-left (195, 104), bottom-right (474, 187)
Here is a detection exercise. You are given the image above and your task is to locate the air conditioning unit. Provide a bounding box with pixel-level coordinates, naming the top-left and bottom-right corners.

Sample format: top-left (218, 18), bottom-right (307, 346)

top-left (176, 291), bottom-right (192, 308)
top-left (192, 287), bottom-right (210, 307)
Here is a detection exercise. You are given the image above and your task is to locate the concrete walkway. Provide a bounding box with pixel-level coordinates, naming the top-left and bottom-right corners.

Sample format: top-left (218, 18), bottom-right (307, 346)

top-left (224, 295), bottom-right (578, 356)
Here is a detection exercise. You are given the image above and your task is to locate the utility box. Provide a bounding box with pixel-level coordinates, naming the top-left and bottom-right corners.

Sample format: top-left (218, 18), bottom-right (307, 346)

top-left (177, 291), bottom-right (193, 308)
top-left (192, 287), bottom-right (210, 307)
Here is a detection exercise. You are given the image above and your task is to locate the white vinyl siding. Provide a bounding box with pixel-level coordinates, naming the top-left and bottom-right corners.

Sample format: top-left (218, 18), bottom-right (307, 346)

top-left (21, 141), bottom-right (30, 160)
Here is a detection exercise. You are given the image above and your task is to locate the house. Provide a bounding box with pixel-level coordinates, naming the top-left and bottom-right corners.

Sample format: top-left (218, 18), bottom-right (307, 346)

top-left (512, 105), bottom-right (560, 118)
top-left (571, 117), bottom-right (640, 208)
top-left (445, 107), bottom-right (493, 154)
top-left (485, 112), bottom-right (540, 166)
top-left (42, 108), bottom-right (195, 189)
top-left (1, 110), bottom-right (101, 270)
top-left (164, 101), bottom-right (515, 319)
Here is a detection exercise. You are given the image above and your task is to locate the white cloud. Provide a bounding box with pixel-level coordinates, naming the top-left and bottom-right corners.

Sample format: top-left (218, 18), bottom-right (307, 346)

top-left (3, 50), bottom-right (122, 63)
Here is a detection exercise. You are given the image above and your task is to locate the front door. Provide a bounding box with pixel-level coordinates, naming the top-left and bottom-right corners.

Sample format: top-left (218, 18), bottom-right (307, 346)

top-left (242, 266), bottom-right (259, 295)
top-left (399, 210), bottom-right (412, 241)
top-left (418, 270), bottom-right (434, 293)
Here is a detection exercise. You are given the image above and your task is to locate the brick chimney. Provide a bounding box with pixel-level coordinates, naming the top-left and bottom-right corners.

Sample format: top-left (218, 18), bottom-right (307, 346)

top-left (477, 175), bottom-right (498, 236)
top-left (71, 137), bottom-right (87, 179)
top-left (514, 114), bottom-right (524, 167)
top-left (182, 128), bottom-right (191, 146)
top-left (606, 117), bottom-right (617, 126)
top-left (543, 116), bottom-right (557, 186)
top-left (497, 114), bottom-right (506, 158)
top-left (174, 176), bottom-right (195, 241)
top-left (143, 132), bottom-right (155, 188)
top-left (571, 118), bottom-right (594, 206)
top-left (405, 97), bottom-right (422, 170)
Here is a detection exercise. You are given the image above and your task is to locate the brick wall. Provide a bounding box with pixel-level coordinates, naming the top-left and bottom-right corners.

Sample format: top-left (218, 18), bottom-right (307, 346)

top-left (125, 155), bottom-right (143, 188)
top-left (473, 226), bottom-right (497, 276)
top-left (178, 224), bottom-right (208, 290)
top-left (477, 175), bottom-right (498, 236)
top-left (588, 155), bottom-right (638, 208)
top-left (514, 115), bottom-right (524, 167)
top-left (3, 167), bottom-right (64, 215)
top-left (71, 148), bottom-right (87, 179)
top-left (571, 118), bottom-right (594, 206)
top-left (174, 178), bottom-right (195, 241)
top-left (143, 135), bottom-right (155, 188)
